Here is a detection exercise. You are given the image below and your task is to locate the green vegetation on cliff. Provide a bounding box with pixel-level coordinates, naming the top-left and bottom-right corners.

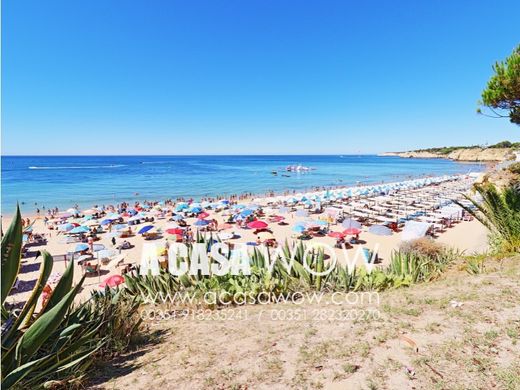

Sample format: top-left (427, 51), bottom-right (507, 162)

top-left (412, 140), bottom-right (519, 155)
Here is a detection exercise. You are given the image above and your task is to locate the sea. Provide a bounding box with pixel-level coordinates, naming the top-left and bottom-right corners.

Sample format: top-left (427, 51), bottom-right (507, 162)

top-left (1, 155), bottom-right (485, 215)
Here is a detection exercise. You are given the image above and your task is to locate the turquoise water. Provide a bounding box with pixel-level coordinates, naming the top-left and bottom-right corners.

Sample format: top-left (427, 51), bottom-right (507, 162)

top-left (1, 155), bottom-right (484, 214)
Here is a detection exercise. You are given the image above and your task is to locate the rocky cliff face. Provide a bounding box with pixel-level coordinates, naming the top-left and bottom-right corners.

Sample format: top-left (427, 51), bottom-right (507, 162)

top-left (381, 148), bottom-right (516, 162)
top-left (446, 148), bottom-right (515, 161)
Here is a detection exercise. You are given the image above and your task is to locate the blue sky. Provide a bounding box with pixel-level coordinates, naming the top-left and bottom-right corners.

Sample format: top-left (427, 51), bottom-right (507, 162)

top-left (2, 0), bottom-right (519, 155)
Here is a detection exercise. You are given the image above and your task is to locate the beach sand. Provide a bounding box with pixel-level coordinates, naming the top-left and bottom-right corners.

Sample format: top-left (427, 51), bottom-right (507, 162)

top-left (4, 206), bottom-right (489, 306)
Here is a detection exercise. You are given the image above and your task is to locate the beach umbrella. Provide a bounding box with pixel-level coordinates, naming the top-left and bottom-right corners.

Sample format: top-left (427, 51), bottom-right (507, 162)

top-left (99, 275), bottom-right (125, 288)
top-left (343, 228), bottom-right (361, 235)
top-left (92, 243), bottom-right (106, 252)
top-left (193, 219), bottom-right (210, 227)
top-left (100, 219), bottom-right (115, 226)
top-left (138, 225), bottom-right (154, 234)
top-left (198, 212), bottom-right (210, 219)
top-left (295, 209), bottom-right (308, 218)
top-left (270, 215), bottom-right (285, 222)
top-left (190, 207), bottom-right (202, 214)
top-left (247, 220), bottom-right (268, 229)
top-left (69, 226), bottom-right (90, 234)
top-left (58, 223), bottom-right (75, 232)
top-left (342, 219), bottom-right (362, 229)
top-left (292, 224), bottom-right (306, 233)
top-left (368, 225), bottom-right (392, 236)
top-left (73, 243), bottom-right (89, 253)
top-left (240, 209), bottom-right (254, 217)
top-left (175, 203), bottom-right (189, 212)
top-left (166, 228), bottom-right (184, 235)
top-left (328, 231), bottom-right (345, 238)
top-left (278, 206), bottom-right (289, 214)
top-left (112, 224), bottom-right (128, 231)
top-left (219, 199), bottom-right (230, 205)
top-left (172, 214), bottom-right (184, 221)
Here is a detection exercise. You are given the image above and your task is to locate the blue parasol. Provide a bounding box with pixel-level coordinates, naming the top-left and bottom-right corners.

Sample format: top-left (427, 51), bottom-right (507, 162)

top-left (138, 225), bottom-right (154, 234)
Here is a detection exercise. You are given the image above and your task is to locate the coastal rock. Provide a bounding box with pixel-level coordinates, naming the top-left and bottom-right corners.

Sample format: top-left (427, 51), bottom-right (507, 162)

top-left (381, 148), bottom-right (516, 162)
top-left (450, 148), bottom-right (516, 161)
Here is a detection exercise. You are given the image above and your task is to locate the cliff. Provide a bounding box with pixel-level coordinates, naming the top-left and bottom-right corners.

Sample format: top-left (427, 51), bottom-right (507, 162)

top-left (380, 147), bottom-right (516, 162)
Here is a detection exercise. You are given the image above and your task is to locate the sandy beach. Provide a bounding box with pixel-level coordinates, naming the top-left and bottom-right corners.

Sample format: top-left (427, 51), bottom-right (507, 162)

top-left (4, 173), bottom-right (489, 306)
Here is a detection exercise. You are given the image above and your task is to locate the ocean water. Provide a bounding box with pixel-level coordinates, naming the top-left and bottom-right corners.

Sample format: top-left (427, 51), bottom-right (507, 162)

top-left (1, 155), bottom-right (484, 214)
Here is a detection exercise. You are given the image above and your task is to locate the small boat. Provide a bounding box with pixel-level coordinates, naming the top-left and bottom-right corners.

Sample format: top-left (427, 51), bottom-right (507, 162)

top-left (286, 165), bottom-right (313, 172)
top-left (271, 171), bottom-right (278, 175)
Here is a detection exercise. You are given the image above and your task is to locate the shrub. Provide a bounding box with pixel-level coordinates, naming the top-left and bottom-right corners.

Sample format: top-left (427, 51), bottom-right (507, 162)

top-left (399, 238), bottom-right (446, 258)
top-left (508, 162), bottom-right (520, 175)
top-left (456, 183), bottom-right (520, 253)
top-left (1, 207), bottom-right (143, 389)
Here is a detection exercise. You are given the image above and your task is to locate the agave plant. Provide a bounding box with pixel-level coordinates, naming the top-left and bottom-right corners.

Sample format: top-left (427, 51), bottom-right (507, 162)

top-left (456, 183), bottom-right (520, 253)
top-left (1, 207), bottom-right (143, 389)
top-left (1, 208), bottom-right (95, 388)
top-left (123, 235), bottom-right (460, 309)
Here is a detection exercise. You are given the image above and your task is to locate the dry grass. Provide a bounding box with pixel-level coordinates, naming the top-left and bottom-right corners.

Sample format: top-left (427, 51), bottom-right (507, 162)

top-left (399, 238), bottom-right (446, 258)
top-left (91, 256), bottom-right (520, 390)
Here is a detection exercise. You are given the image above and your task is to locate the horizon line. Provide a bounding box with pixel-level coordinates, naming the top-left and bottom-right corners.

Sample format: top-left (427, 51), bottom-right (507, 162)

top-left (1, 153), bottom-right (385, 157)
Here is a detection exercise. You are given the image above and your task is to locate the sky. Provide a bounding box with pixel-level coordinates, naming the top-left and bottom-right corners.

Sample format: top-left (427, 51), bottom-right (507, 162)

top-left (2, 0), bottom-right (519, 155)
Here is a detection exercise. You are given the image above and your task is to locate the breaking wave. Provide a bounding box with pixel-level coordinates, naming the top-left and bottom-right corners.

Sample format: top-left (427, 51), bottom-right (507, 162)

top-left (28, 164), bottom-right (126, 170)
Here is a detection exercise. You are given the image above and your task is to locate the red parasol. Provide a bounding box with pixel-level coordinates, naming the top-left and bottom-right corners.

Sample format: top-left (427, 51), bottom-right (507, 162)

top-left (343, 228), bottom-right (361, 235)
top-left (99, 275), bottom-right (125, 288)
top-left (166, 228), bottom-right (184, 235)
top-left (247, 220), bottom-right (268, 229)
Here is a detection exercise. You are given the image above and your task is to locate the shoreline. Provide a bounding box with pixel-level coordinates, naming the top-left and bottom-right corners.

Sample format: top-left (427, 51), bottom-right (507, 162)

top-left (2, 170), bottom-right (484, 221)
